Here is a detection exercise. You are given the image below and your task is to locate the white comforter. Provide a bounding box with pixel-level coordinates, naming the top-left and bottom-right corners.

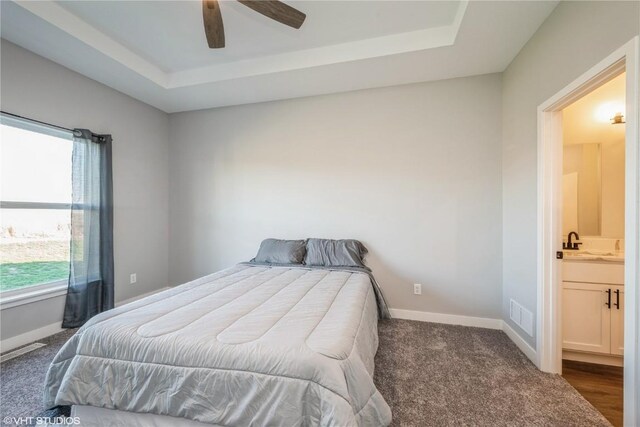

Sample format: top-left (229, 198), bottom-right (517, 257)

top-left (44, 264), bottom-right (392, 426)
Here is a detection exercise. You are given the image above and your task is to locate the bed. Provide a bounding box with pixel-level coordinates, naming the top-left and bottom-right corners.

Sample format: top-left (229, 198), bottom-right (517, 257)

top-left (44, 263), bottom-right (392, 426)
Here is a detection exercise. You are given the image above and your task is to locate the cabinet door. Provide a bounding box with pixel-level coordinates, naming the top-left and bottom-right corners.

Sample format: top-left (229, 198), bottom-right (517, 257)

top-left (610, 286), bottom-right (624, 356)
top-left (562, 282), bottom-right (611, 354)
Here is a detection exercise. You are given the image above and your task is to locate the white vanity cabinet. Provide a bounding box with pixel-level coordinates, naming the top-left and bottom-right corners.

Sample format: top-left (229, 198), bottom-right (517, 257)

top-left (562, 261), bottom-right (624, 363)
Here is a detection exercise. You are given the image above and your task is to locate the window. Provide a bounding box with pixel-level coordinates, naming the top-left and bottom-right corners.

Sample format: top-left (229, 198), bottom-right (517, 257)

top-left (0, 115), bottom-right (73, 298)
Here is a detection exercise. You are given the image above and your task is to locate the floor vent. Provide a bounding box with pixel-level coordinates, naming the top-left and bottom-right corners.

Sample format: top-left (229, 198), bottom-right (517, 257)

top-left (1, 343), bottom-right (46, 363)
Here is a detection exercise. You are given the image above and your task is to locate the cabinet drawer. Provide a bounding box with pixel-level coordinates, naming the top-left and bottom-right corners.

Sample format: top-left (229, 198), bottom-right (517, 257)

top-left (562, 261), bottom-right (624, 285)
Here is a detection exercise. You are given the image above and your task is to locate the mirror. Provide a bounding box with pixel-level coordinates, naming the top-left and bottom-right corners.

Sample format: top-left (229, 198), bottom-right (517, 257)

top-left (563, 143), bottom-right (601, 236)
top-left (562, 140), bottom-right (625, 238)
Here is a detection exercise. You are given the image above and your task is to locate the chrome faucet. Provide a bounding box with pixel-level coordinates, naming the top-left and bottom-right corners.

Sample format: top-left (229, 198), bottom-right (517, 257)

top-left (563, 231), bottom-right (582, 250)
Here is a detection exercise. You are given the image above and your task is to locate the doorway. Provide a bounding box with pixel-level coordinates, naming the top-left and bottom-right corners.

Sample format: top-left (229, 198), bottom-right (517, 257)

top-left (558, 71), bottom-right (626, 425)
top-left (537, 37), bottom-right (639, 426)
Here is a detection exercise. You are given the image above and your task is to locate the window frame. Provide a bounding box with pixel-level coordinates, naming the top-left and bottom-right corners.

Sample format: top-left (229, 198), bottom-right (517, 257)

top-left (0, 113), bottom-right (73, 309)
top-left (0, 280), bottom-right (68, 309)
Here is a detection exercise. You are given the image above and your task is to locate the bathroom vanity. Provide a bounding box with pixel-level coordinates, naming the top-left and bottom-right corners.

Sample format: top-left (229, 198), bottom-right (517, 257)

top-left (562, 244), bottom-right (624, 366)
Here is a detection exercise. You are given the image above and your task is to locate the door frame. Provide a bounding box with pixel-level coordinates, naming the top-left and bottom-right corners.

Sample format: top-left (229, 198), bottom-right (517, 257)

top-left (537, 36), bottom-right (639, 425)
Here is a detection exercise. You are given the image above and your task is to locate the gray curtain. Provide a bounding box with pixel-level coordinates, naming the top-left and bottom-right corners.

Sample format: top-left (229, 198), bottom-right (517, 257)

top-left (62, 129), bottom-right (114, 328)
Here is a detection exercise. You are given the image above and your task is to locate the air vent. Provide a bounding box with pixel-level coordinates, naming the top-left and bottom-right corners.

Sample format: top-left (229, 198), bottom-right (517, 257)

top-left (510, 299), bottom-right (534, 337)
top-left (1, 343), bottom-right (46, 363)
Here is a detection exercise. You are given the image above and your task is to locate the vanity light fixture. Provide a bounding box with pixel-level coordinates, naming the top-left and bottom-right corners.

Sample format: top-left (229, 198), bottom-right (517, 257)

top-left (610, 112), bottom-right (625, 124)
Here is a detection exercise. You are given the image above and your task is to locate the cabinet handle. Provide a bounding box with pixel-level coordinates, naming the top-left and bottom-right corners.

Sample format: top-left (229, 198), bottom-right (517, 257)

top-left (614, 289), bottom-right (620, 309)
top-left (605, 289), bottom-right (611, 309)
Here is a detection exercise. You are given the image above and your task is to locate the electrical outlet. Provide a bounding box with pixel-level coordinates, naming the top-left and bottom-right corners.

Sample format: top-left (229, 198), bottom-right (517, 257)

top-left (413, 283), bottom-right (422, 295)
top-left (130, 273), bottom-right (137, 284)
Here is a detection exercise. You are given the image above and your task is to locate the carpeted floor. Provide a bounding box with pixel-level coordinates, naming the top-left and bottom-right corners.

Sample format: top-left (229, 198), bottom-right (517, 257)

top-left (0, 329), bottom-right (76, 424)
top-left (374, 319), bottom-right (610, 426)
top-left (0, 320), bottom-right (610, 426)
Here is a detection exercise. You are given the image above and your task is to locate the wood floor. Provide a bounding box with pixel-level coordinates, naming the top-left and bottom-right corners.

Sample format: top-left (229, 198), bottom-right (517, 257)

top-left (562, 360), bottom-right (623, 426)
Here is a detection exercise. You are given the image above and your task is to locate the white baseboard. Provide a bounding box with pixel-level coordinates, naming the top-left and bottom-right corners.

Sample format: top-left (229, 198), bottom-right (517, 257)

top-left (1, 286), bottom-right (171, 353)
top-left (390, 308), bottom-right (538, 365)
top-left (0, 322), bottom-right (64, 353)
top-left (390, 308), bottom-right (503, 330)
top-left (502, 321), bottom-right (537, 365)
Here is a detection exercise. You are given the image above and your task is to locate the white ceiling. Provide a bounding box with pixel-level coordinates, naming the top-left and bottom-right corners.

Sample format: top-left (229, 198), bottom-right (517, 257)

top-left (1, 1), bottom-right (558, 113)
top-left (57, 1), bottom-right (461, 72)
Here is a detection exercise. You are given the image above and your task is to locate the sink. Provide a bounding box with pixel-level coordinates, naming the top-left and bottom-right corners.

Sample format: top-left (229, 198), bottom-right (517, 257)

top-left (563, 250), bottom-right (624, 262)
top-left (573, 250), bottom-right (615, 256)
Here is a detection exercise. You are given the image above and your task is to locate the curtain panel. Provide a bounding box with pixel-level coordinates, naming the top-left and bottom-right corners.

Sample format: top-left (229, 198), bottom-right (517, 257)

top-left (62, 129), bottom-right (114, 328)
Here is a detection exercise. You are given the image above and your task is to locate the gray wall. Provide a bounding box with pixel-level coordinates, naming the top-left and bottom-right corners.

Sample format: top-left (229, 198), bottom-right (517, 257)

top-left (0, 40), bottom-right (170, 340)
top-left (169, 74), bottom-right (503, 319)
top-left (502, 1), bottom-right (640, 347)
top-left (6, 0), bottom-right (637, 347)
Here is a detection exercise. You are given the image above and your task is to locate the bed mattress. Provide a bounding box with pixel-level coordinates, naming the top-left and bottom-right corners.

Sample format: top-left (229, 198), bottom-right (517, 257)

top-left (44, 264), bottom-right (392, 426)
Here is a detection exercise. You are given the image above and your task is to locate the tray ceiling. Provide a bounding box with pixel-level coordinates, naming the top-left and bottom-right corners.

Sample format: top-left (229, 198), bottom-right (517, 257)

top-left (1, 1), bottom-right (558, 112)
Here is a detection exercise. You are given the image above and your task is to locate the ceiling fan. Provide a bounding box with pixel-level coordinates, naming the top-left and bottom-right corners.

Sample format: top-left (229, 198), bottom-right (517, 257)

top-left (202, 0), bottom-right (306, 49)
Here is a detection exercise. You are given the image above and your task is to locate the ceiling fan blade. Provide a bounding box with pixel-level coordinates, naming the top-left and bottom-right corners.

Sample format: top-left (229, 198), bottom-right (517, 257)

top-left (203, 0), bottom-right (225, 48)
top-left (237, 1), bottom-right (306, 29)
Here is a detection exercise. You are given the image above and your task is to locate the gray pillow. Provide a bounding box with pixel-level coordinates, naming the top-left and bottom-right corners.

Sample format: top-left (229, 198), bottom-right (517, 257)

top-left (252, 239), bottom-right (307, 264)
top-left (304, 238), bottom-right (368, 268)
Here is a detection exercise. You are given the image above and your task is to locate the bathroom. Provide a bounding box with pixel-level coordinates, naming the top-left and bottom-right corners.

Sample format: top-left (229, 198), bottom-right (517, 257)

top-left (560, 72), bottom-right (625, 426)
